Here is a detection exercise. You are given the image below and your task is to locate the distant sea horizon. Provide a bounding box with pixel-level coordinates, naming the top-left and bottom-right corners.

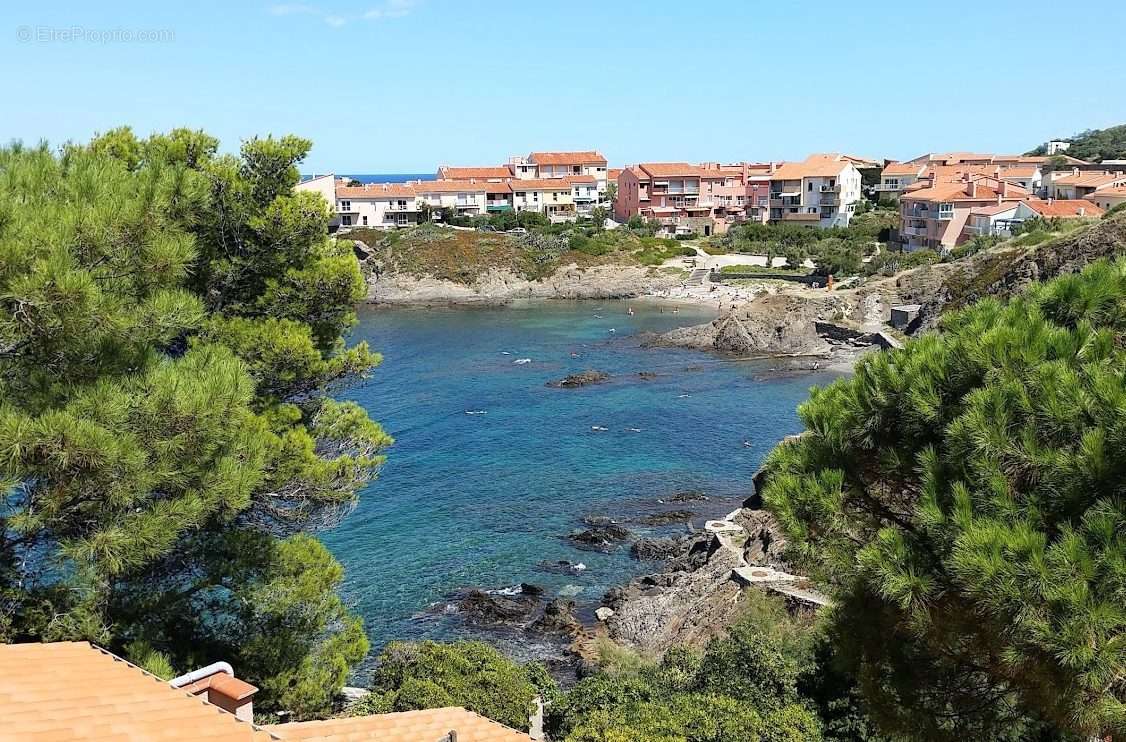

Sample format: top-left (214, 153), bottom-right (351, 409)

top-left (302, 173), bottom-right (433, 184)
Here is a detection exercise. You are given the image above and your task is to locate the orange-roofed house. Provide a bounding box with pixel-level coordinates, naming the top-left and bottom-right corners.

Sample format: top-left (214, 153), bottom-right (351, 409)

top-left (1014, 198), bottom-right (1103, 220)
top-left (874, 162), bottom-right (928, 201)
top-left (767, 154), bottom-right (864, 228)
top-left (510, 178), bottom-right (575, 217)
top-left (1088, 186), bottom-right (1126, 214)
top-left (412, 180), bottom-right (492, 216)
top-left (334, 182), bottom-right (420, 229)
top-left (900, 176), bottom-right (1028, 252)
top-left (0, 641), bottom-right (535, 742)
top-left (1043, 168), bottom-right (1126, 200)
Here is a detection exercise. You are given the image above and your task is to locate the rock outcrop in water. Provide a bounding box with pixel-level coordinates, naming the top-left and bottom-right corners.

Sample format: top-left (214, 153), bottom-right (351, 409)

top-left (547, 370), bottom-right (610, 388)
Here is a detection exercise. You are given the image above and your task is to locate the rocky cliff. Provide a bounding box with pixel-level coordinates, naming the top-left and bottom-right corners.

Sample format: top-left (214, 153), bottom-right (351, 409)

top-left (367, 263), bottom-right (681, 305)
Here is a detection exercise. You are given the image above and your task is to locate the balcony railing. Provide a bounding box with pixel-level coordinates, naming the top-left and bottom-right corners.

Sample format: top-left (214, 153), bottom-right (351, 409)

top-left (874, 183), bottom-right (902, 191)
top-left (820, 195), bottom-right (838, 206)
top-left (386, 203), bottom-right (415, 212)
top-left (902, 226), bottom-right (927, 236)
top-left (936, 208), bottom-right (954, 220)
top-left (819, 184), bottom-right (840, 192)
top-left (782, 211), bottom-right (821, 221)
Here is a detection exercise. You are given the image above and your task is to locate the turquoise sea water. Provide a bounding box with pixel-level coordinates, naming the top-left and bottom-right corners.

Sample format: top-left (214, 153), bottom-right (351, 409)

top-left (323, 300), bottom-right (842, 652)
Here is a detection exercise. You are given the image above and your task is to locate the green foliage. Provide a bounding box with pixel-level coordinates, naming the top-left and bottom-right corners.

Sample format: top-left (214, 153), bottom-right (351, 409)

top-left (1028, 124), bottom-right (1126, 162)
top-left (351, 640), bottom-right (551, 732)
top-left (865, 247), bottom-right (941, 276)
top-left (715, 210), bottom-right (898, 276)
top-left (0, 130), bottom-right (388, 718)
top-left (762, 259), bottom-right (1126, 739)
top-left (547, 592), bottom-right (881, 742)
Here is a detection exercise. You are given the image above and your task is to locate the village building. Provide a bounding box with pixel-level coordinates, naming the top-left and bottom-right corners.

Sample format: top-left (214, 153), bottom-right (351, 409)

top-left (767, 154), bottom-right (864, 228)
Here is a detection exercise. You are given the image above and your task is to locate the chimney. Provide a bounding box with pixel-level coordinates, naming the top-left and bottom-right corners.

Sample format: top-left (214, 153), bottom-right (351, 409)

top-left (1073, 167), bottom-right (1080, 176)
top-left (171, 664), bottom-right (258, 723)
top-left (1079, 207), bottom-right (1086, 217)
top-left (968, 180), bottom-right (977, 198)
top-left (1047, 197), bottom-right (1054, 205)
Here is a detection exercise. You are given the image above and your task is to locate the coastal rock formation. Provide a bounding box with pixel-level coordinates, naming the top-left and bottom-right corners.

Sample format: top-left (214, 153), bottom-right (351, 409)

top-left (528, 598), bottom-right (582, 636)
top-left (647, 293), bottom-right (842, 356)
top-left (630, 535), bottom-right (698, 560)
top-left (454, 586), bottom-right (541, 625)
top-left (568, 518), bottom-right (631, 552)
top-left (605, 534), bottom-right (746, 653)
top-left (639, 509), bottom-right (696, 526)
top-left (368, 263), bottom-right (680, 305)
top-left (603, 507), bottom-right (790, 654)
top-left (547, 370), bottom-right (610, 388)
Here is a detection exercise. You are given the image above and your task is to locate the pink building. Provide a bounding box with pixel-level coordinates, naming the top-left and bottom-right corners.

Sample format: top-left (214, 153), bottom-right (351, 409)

top-left (615, 162), bottom-right (777, 235)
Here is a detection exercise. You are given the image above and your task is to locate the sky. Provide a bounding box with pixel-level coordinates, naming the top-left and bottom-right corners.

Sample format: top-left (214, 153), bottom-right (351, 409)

top-left (2, 1), bottom-right (1124, 172)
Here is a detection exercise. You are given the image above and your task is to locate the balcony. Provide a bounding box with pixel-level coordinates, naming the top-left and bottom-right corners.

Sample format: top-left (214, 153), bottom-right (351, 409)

top-left (902, 226), bottom-right (927, 237)
top-left (455, 200), bottom-right (480, 210)
top-left (936, 208), bottom-right (954, 220)
top-left (874, 183), bottom-right (902, 191)
top-left (819, 195), bottom-right (839, 206)
top-left (819, 184), bottom-right (840, 192)
top-left (386, 203), bottom-right (415, 212)
top-left (486, 202), bottom-right (512, 212)
top-left (782, 211), bottom-right (821, 222)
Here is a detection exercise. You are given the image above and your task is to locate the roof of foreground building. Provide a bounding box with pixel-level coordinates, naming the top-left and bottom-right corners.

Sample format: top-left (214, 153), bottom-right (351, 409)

top-left (0, 642), bottom-right (532, 742)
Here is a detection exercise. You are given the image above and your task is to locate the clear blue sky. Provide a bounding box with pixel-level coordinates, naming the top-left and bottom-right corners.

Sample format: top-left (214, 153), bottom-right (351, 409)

top-left (3, 1), bottom-right (1124, 172)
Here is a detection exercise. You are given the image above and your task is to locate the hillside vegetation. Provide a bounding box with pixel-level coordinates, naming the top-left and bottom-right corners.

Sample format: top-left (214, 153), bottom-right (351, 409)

top-left (1027, 123), bottom-right (1126, 162)
top-left (347, 223), bottom-right (694, 284)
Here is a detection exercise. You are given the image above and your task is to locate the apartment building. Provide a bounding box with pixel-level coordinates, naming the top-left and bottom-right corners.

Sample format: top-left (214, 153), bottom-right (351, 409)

top-left (899, 176), bottom-right (1028, 252)
top-left (874, 162), bottom-right (928, 200)
top-left (528, 151), bottom-right (609, 192)
top-left (511, 178), bottom-right (574, 216)
top-left (334, 182), bottom-right (420, 229)
top-left (295, 173), bottom-right (341, 228)
top-left (615, 162), bottom-right (777, 234)
top-left (412, 180), bottom-right (490, 215)
top-left (1043, 168), bottom-right (1126, 200)
top-left (767, 154), bottom-right (864, 228)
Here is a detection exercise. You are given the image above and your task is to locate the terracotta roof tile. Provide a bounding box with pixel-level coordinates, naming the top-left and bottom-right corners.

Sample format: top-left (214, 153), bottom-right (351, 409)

top-left (528, 151), bottom-right (607, 166)
top-left (437, 166), bottom-right (513, 180)
top-left (882, 162), bottom-right (927, 176)
top-left (1023, 199), bottom-right (1104, 217)
top-left (0, 642), bottom-right (274, 741)
top-left (267, 707), bottom-right (532, 742)
top-left (1051, 171), bottom-right (1126, 187)
top-left (607, 168), bottom-right (623, 180)
top-left (638, 163), bottom-right (707, 178)
top-left (337, 183), bottom-right (417, 199)
top-left (769, 154), bottom-right (853, 180)
top-left (509, 179), bottom-right (573, 190)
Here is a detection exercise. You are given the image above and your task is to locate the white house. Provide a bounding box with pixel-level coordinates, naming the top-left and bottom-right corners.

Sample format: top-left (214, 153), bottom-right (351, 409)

top-left (768, 154), bottom-right (864, 228)
top-left (334, 182), bottom-right (420, 229)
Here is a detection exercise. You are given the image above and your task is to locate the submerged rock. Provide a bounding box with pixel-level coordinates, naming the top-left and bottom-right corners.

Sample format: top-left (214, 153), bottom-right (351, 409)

top-left (568, 521), bottom-right (631, 551)
top-left (546, 370), bottom-right (610, 388)
top-left (454, 586), bottom-right (541, 625)
top-left (535, 559), bottom-right (588, 575)
top-left (640, 510), bottom-right (696, 526)
top-left (664, 490), bottom-right (708, 503)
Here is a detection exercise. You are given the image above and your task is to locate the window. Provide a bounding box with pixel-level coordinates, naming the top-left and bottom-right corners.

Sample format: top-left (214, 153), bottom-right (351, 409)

top-left (533, 192), bottom-right (539, 202)
top-left (516, 191), bottom-right (526, 197)
top-left (339, 200), bottom-right (351, 211)
top-left (808, 182), bottom-right (813, 192)
top-left (362, 215), bottom-right (368, 225)
top-left (342, 214), bottom-right (352, 226)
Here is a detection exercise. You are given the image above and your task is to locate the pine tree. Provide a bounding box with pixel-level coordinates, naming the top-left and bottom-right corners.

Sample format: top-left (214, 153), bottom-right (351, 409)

top-left (0, 129), bottom-right (390, 717)
top-left (763, 255), bottom-right (1126, 739)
